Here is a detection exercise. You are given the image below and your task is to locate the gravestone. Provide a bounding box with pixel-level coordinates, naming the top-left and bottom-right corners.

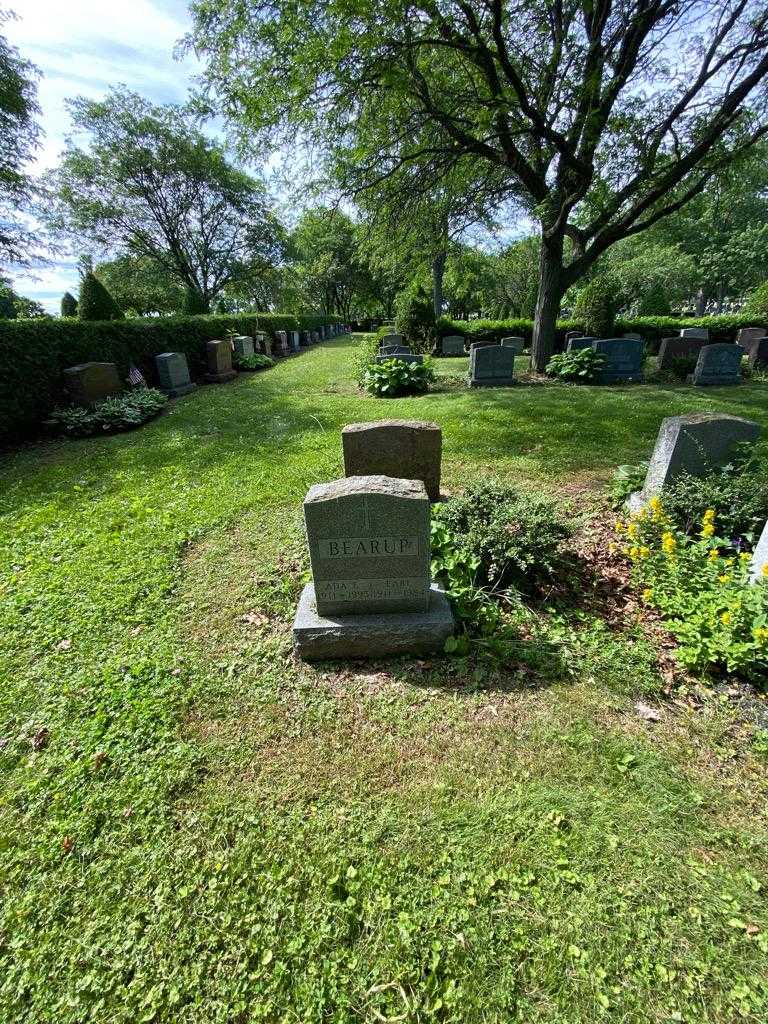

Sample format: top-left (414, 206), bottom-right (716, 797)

top-left (692, 343), bottom-right (742, 386)
top-left (274, 331), bottom-right (289, 357)
top-left (566, 336), bottom-right (596, 352)
top-left (565, 330), bottom-right (582, 342)
top-left (680, 327), bottom-right (709, 340)
top-left (293, 475), bottom-right (453, 659)
top-left (750, 520), bottom-right (768, 584)
top-left (301, 330), bottom-right (312, 347)
top-left (155, 352), bottom-right (196, 398)
top-left (469, 344), bottom-right (515, 387)
top-left (376, 352), bottom-right (423, 366)
top-left (253, 332), bottom-right (270, 356)
top-left (380, 343), bottom-right (412, 356)
top-left (629, 413), bottom-right (761, 510)
top-left (441, 335), bottom-right (465, 356)
top-left (311, 330), bottom-right (320, 344)
top-left (748, 338), bottom-right (768, 371)
top-left (381, 332), bottom-right (405, 347)
top-left (232, 335), bottom-right (254, 359)
top-left (469, 339), bottom-right (498, 351)
top-left (289, 331), bottom-right (301, 352)
top-left (63, 362), bottom-right (123, 405)
top-left (623, 333), bottom-right (643, 341)
top-left (205, 340), bottom-right (237, 383)
top-left (342, 420), bottom-right (442, 501)
top-left (657, 336), bottom-right (706, 373)
top-left (737, 327), bottom-right (767, 353)
top-left (592, 339), bottom-right (644, 384)
top-left (500, 336), bottom-right (525, 354)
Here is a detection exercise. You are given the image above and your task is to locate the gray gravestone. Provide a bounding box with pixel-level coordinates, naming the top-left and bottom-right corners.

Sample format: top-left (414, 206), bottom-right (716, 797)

top-left (311, 330), bottom-right (320, 344)
top-left (293, 476), bottom-right (453, 659)
top-left (380, 332), bottom-right (405, 347)
top-left (500, 336), bottom-right (525, 353)
top-left (748, 338), bottom-right (768, 371)
top-left (657, 336), bottom-right (706, 372)
top-left (592, 338), bottom-right (644, 384)
top-left (63, 362), bottom-right (123, 405)
top-left (750, 520), bottom-right (768, 583)
top-left (629, 413), bottom-right (761, 510)
top-left (692, 343), bottom-right (742, 386)
top-left (274, 331), bottom-right (289, 356)
top-left (565, 330), bottom-right (582, 342)
top-left (342, 420), bottom-right (442, 501)
top-left (469, 345), bottom-right (515, 387)
top-left (380, 343), bottom-right (412, 355)
top-left (566, 337), bottom-right (596, 352)
top-left (623, 333), bottom-right (643, 341)
top-left (253, 332), bottom-right (270, 356)
top-left (301, 331), bottom-right (311, 347)
top-left (289, 331), bottom-right (301, 352)
top-left (737, 327), bottom-right (767, 355)
top-left (680, 328), bottom-right (709, 340)
top-left (441, 335), bottom-right (465, 356)
top-left (205, 340), bottom-right (237, 383)
top-left (469, 340), bottom-right (497, 351)
top-left (232, 335), bottom-right (254, 359)
top-left (155, 352), bottom-right (196, 397)
top-left (376, 352), bottom-right (423, 366)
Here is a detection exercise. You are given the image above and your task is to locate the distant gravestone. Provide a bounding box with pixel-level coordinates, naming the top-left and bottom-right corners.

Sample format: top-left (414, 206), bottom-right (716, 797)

top-left (623, 333), bottom-right (643, 341)
top-left (232, 335), bottom-right (254, 359)
top-left (657, 336), bottom-right (706, 372)
top-left (629, 413), bottom-right (761, 510)
top-left (441, 335), bottom-right (465, 356)
top-left (205, 340), bottom-right (237, 383)
top-left (63, 362), bottom-right (123, 405)
top-left (342, 420), bottom-right (442, 501)
top-left (692, 343), bottom-right (742, 386)
top-left (565, 330), bottom-right (582, 342)
top-left (301, 330), bottom-right (312, 347)
top-left (748, 338), bottom-right (768, 371)
top-left (566, 337), bottom-right (596, 352)
top-left (750, 520), bottom-right (768, 583)
top-left (273, 331), bottom-right (289, 356)
top-left (469, 339), bottom-right (497, 351)
top-left (469, 344), bottom-right (515, 387)
top-left (292, 475), bottom-right (453, 659)
top-left (311, 330), bottom-right (320, 344)
top-left (592, 338), bottom-right (644, 384)
top-left (680, 327), bottom-right (709, 340)
top-left (155, 352), bottom-right (196, 398)
top-left (737, 327), bottom-right (766, 353)
top-left (381, 332), bottom-right (405, 347)
top-left (376, 352), bottom-right (423, 366)
top-left (289, 331), bottom-right (301, 352)
top-left (500, 336), bottom-right (525, 354)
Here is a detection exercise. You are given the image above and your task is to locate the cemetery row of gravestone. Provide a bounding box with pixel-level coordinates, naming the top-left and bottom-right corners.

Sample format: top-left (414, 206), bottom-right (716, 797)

top-left (62, 323), bottom-right (348, 406)
top-left (377, 333), bottom-right (520, 388)
top-left (293, 419), bottom-right (453, 660)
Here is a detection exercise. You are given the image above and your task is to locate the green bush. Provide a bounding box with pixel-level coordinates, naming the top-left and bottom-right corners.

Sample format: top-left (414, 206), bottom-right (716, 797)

top-left (394, 286), bottom-right (436, 352)
top-left (47, 388), bottom-right (168, 437)
top-left (573, 280), bottom-right (615, 337)
top-left (660, 458), bottom-right (768, 547)
top-left (78, 272), bottom-right (123, 321)
top-left (233, 353), bottom-right (274, 371)
top-left (183, 285), bottom-right (208, 315)
top-left (545, 348), bottom-right (607, 382)
top-left (434, 481), bottom-right (570, 594)
top-left (60, 292), bottom-right (78, 317)
top-left (655, 354), bottom-right (698, 381)
top-left (354, 332), bottom-right (383, 387)
top-left (363, 357), bottom-right (435, 397)
top-left (636, 283), bottom-right (671, 316)
top-left (430, 518), bottom-right (501, 636)
top-left (609, 462), bottom-right (649, 508)
top-left (744, 281), bottom-right (768, 319)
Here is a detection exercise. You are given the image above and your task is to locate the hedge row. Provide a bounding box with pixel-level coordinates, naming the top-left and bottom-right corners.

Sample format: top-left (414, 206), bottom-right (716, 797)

top-left (0, 312), bottom-right (340, 440)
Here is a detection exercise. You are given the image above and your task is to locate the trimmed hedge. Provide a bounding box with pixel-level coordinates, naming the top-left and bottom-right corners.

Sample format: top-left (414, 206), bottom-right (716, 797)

top-left (0, 312), bottom-right (340, 440)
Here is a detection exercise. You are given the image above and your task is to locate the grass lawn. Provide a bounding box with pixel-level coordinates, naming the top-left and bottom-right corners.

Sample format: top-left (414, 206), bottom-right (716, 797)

top-left (1, 334), bottom-right (767, 1023)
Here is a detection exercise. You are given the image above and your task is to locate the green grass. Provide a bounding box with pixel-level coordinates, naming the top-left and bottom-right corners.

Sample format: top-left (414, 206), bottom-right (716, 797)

top-left (1, 335), bottom-right (767, 1023)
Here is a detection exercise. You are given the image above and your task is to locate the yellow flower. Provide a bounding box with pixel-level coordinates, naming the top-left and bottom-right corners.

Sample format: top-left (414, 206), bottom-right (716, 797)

top-left (720, 611), bottom-right (732, 626)
top-left (615, 520), bottom-right (625, 534)
top-left (718, 574), bottom-right (732, 584)
top-left (629, 546), bottom-right (640, 560)
top-left (608, 542), bottom-right (617, 554)
top-left (661, 532), bottom-right (677, 554)
top-left (627, 522), bottom-right (639, 539)
top-left (740, 552), bottom-right (751, 563)
top-left (639, 546), bottom-right (651, 559)
top-left (725, 558), bottom-right (735, 566)
top-left (753, 627), bottom-right (768, 644)
top-left (708, 549), bottom-right (720, 562)
top-left (700, 523), bottom-right (715, 538)
top-left (649, 496), bottom-right (662, 513)
top-left (642, 588), bottom-right (654, 602)
top-left (762, 564), bottom-right (768, 578)
top-left (703, 509), bottom-right (716, 523)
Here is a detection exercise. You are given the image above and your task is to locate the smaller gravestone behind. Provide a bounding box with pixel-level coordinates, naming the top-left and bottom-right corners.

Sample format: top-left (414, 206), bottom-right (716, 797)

top-left (500, 336), bottom-right (525, 353)
top-left (566, 337), bottom-right (596, 352)
top-left (593, 339), bottom-right (644, 384)
top-left (205, 340), bottom-right (237, 383)
top-left (692, 343), bottom-right (742, 386)
top-left (680, 327), bottom-right (709, 340)
top-left (750, 520), bottom-right (768, 584)
top-left (748, 338), bottom-right (768, 371)
top-left (253, 332), bottom-right (270, 356)
top-left (380, 332), bottom-right (404, 347)
top-left (630, 413), bottom-right (761, 510)
top-left (63, 362), bottom-right (122, 405)
top-left (657, 336), bottom-right (706, 373)
top-left (565, 330), bottom-right (582, 342)
top-left (469, 339), bottom-right (497, 351)
top-left (376, 352), bottom-right (423, 366)
top-left (289, 331), bottom-right (301, 352)
top-left (155, 352), bottom-right (196, 398)
top-left (342, 420), bottom-right (442, 500)
top-left (300, 330), bottom-right (312, 347)
top-left (273, 331), bottom-right (289, 356)
top-left (232, 335), bottom-right (254, 359)
top-left (738, 327), bottom-right (766, 350)
top-left (469, 345), bottom-right (515, 387)
top-left (623, 333), bottom-right (643, 341)
top-left (441, 335), bottom-right (465, 356)
top-left (380, 343), bottom-right (412, 355)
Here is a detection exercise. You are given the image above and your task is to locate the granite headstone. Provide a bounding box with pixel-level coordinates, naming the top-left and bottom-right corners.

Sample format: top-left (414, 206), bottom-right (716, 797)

top-left (232, 335), bottom-right (254, 359)
top-left (205, 340), bottom-right (237, 383)
top-left (748, 338), bottom-right (768, 371)
top-left (63, 362), bottom-right (123, 405)
top-left (592, 338), bottom-right (644, 383)
top-left (566, 337), bottom-right (596, 352)
top-left (342, 420), bottom-right (442, 501)
top-left (469, 344), bottom-right (515, 387)
top-left (692, 343), bottom-right (742, 386)
top-left (155, 352), bottom-right (196, 398)
top-left (657, 336), bottom-right (706, 373)
top-left (441, 335), bottom-right (465, 356)
top-left (680, 328), bottom-right (709, 340)
top-left (500, 336), bottom-right (525, 353)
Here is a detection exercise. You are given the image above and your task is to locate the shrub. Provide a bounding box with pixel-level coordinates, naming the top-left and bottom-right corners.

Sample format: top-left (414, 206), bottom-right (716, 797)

top-left (744, 281), bottom-right (768, 319)
top-left (573, 280), bottom-right (615, 337)
top-left (430, 518), bottom-right (501, 636)
top-left (60, 292), bottom-right (78, 317)
top-left (636, 283), bottom-right (671, 316)
top-left (47, 388), bottom-right (168, 437)
top-left (363, 357), bottom-right (435, 397)
top-left (618, 500), bottom-right (768, 677)
top-left (233, 353), bottom-right (274, 371)
top-left (78, 272), bottom-right (123, 321)
top-left (545, 348), bottom-right (607, 382)
top-left (394, 286), bottom-right (436, 352)
top-left (434, 481), bottom-right (570, 594)
top-left (354, 332), bottom-right (383, 386)
top-left (655, 354), bottom-right (698, 381)
top-left (609, 462), bottom-right (649, 508)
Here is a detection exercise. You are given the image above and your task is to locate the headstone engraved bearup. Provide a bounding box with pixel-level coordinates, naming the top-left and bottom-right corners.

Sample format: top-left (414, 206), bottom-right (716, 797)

top-left (342, 420), bottom-right (442, 501)
top-left (155, 352), bottom-right (196, 397)
top-left (293, 476), bottom-right (454, 659)
top-left (63, 362), bottom-right (123, 405)
top-left (205, 340), bottom-right (237, 383)
top-left (692, 343), bottom-right (742, 386)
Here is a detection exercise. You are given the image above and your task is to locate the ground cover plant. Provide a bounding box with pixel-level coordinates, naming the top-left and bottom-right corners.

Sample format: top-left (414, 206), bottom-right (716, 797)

top-left (46, 387), bottom-right (168, 437)
top-left (363, 356), bottom-right (435, 397)
top-left (2, 335), bottom-right (768, 1023)
top-left (233, 353), bottom-right (274, 372)
top-left (546, 348), bottom-right (607, 382)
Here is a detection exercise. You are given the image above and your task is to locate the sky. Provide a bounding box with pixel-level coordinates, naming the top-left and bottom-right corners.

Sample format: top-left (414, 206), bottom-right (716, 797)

top-left (5, 0), bottom-right (202, 312)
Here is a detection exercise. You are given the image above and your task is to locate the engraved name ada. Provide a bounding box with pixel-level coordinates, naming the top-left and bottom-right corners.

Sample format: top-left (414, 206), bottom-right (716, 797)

top-left (317, 536), bottom-right (418, 559)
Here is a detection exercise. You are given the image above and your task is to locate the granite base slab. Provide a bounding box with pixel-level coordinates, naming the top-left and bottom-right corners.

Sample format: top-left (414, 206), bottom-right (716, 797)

top-left (468, 378), bottom-right (515, 388)
top-left (293, 582), bottom-right (455, 661)
top-left (204, 371), bottom-right (237, 383)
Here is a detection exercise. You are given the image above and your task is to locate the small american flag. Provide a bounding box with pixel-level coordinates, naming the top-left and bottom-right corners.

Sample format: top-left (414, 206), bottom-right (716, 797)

top-left (128, 364), bottom-right (147, 388)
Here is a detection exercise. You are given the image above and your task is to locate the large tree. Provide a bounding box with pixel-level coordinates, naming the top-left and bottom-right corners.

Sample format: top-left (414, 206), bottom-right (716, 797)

top-left (46, 88), bottom-right (283, 312)
top-left (188, 0), bottom-right (768, 368)
top-left (291, 208), bottom-right (377, 319)
top-left (94, 254), bottom-right (186, 317)
top-left (0, 8), bottom-right (41, 269)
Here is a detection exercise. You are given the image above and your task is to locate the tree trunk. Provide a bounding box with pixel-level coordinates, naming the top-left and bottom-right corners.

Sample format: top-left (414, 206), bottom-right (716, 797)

top-left (432, 250), bottom-right (447, 319)
top-left (531, 232), bottom-right (565, 372)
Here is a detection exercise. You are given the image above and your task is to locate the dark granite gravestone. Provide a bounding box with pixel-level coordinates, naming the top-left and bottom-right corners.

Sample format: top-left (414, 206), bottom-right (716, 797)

top-left (289, 331), bottom-right (301, 352)
top-left (273, 331), bottom-right (289, 357)
top-left (680, 327), bottom-right (709, 340)
top-left (380, 332), bottom-right (405, 348)
top-left (301, 331), bottom-right (312, 347)
top-left (155, 352), bottom-right (196, 398)
top-left (592, 338), bottom-right (644, 384)
top-left (469, 340), bottom-right (498, 351)
top-left (737, 327), bottom-right (766, 351)
top-left (566, 337), bottom-right (596, 352)
top-left (311, 331), bottom-right (320, 344)
top-left (292, 476), bottom-right (453, 659)
top-left (500, 336), bottom-right (525, 353)
top-left (205, 340), bottom-right (237, 383)
top-left (253, 332), bottom-right (270, 356)
top-left (748, 338), bottom-right (768, 371)
top-left (565, 330), bottom-right (582, 342)
top-left (232, 335), bottom-right (254, 359)
top-left (623, 333), bottom-right (643, 341)
top-left (441, 335), bottom-right (465, 356)
top-left (469, 345), bottom-right (515, 387)
top-left (380, 343), bottom-right (412, 356)
top-left (63, 362), bottom-right (123, 405)
top-left (629, 413), bottom-right (761, 510)
top-left (692, 343), bottom-right (742, 386)
top-left (657, 336), bottom-right (706, 373)
top-left (342, 420), bottom-right (442, 501)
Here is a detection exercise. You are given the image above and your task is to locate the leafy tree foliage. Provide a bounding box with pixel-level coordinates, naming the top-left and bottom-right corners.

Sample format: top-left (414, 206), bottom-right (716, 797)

top-left (0, 277), bottom-right (46, 318)
top-left (291, 209), bottom-right (376, 319)
top-left (573, 280), bottom-right (615, 338)
top-left (60, 291), bottom-right (78, 317)
top-left (78, 271), bottom-right (123, 321)
top-left (45, 88), bottom-right (283, 312)
top-left (95, 255), bottom-right (185, 316)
